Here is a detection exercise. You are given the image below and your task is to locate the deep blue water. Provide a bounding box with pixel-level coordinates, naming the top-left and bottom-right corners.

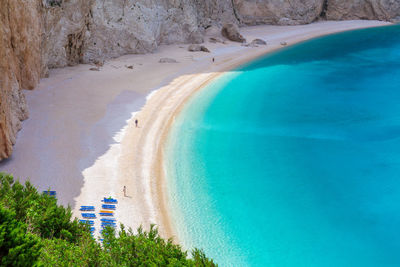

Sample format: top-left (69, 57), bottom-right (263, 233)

top-left (166, 25), bottom-right (400, 266)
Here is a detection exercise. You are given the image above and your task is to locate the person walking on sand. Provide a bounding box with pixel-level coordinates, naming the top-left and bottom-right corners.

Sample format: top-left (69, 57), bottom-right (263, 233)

top-left (135, 119), bottom-right (138, 127)
top-left (123, 186), bottom-right (127, 197)
top-left (212, 57), bottom-right (215, 62)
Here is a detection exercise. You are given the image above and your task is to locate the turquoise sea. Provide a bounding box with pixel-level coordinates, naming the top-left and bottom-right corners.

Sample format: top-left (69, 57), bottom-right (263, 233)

top-left (166, 25), bottom-right (400, 266)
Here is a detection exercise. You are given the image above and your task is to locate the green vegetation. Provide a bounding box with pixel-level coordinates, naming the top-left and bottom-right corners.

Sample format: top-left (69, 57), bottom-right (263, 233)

top-left (46, 0), bottom-right (62, 7)
top-left (0, 172), bottom-right (216, 266)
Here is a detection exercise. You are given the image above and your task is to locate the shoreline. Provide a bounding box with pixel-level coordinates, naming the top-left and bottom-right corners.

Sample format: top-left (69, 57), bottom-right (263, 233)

top-left (0, 20), bottom-right (391, 243)
top-left (130, 21), bottom-right (393, 241)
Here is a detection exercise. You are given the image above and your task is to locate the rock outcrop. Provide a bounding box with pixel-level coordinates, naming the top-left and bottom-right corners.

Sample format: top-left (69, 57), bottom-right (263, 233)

top-left (209, 37), bottom-right (226, 44)
top-left (222, 23), bottom-right (246, 42)
top-left (188, 44), bottom-right (211, 52)
top-left (251, 38), bottom-right (267, 45)
top-left (41, 0), bottom-right (93, 73)
top-left (0, 0), bottom-right (41, 160)
top-left (1, 0), bottom-right (400, 160)
top-left (242, 38), bottom-right (267, 47)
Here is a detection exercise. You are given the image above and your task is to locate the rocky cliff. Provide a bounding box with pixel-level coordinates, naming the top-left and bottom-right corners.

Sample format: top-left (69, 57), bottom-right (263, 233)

top-left (0, 0), bottom-right (41, 160)
top-left (326, 0), bottom-right (400, 22)
top-left (1, 0), bottom-right (399, 160)
top-left (233, 0), bottom-right (325, 25)
top-left (42, 0), bottom-right (239, 67)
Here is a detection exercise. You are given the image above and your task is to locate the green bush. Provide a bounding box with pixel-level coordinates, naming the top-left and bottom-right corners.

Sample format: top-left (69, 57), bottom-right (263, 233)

top-left (0, 173), bottom-right (216, 266)
top-left (0, 207), bottom-right (42, 266)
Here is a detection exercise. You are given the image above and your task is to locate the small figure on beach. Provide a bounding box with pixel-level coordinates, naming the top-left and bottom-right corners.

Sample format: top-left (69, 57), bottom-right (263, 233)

top-left (212, 57), bottom-right (215, 62)
top-left (135, 119), bottom-right (138, 127)
top-left (123, 186), bottom-right (127, 197)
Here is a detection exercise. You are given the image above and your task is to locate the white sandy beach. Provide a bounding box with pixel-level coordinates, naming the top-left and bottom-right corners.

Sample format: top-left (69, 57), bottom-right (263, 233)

top-left (0, 20), bottom-right (391, 240)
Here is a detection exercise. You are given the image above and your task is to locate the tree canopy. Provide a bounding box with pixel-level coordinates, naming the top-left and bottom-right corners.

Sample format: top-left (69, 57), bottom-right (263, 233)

top-left (0, 172), bottom-right (216, 266)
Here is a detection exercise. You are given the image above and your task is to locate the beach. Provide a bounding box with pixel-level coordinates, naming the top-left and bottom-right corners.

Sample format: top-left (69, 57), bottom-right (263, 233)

top-left (0, 20), bottom-right (391, 241)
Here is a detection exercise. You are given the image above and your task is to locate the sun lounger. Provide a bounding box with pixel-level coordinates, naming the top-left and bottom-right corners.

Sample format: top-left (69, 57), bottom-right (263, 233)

top-left (99, 212), bottom-right (114, 216)
top-left (101, 222), bottom-right (116, 226)
top-left (80, 206), bottom-right (95, 211)
top-left (82, 213), bottom-right (96, 219)
top-left (102, 197), bottom-right (118, 204)
top-left (101, 222), bottom-right (116, 227)
top-left (90, 227), bottom-right (95, 232)
top-left (102, 204), bottom-right (116, 210)
top-left (79, 220), bottom-right (94, 225)
top-left (100, 210), bottom-right (113, 213)
top-left (100, 218), bottom-right (116, 222)
top-left (101, 220), bottom-right (116, 224)
top-left (80, 208), bottom-right (94, 211)
top-left (43, 191), bottom-right (56, 197)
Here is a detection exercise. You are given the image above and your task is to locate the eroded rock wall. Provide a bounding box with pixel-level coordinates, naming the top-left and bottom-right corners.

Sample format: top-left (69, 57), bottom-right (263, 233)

top-left (8, 0), bottom-right (400, 72)
top-left (82, 0), bottom-right (238, 63)
top-left (41, 0), bottom-right (94, 72)
top-left (0, 0), bottom-right (42, 160)
top-left (326, 0), bottom-right (400, 22)
top-left (40, 0), bottom-right (239, 67)
top-left (232, 0), bottom-right (326, 25)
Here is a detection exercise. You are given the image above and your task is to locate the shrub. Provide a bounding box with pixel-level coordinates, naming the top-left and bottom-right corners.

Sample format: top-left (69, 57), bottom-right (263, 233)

top-left (0, 173), bottom-right (216, 266)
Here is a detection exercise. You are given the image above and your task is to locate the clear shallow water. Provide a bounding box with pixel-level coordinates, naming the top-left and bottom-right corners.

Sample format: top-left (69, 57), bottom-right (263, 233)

top-left (166, 25), bottom-right (400, 267)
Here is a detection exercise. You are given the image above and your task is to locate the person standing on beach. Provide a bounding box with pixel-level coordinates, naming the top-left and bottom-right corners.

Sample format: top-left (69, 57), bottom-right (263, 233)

top-left (212, 57), bottom-right (215, 62)
top-left (135, 119), bottom-right (138, 127)
top-left (123, 186), bottom-right (127, 197)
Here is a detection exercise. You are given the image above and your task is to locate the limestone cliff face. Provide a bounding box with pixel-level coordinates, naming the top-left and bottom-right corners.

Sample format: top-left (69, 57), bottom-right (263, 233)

top-left (41, 0), bottom-right (93, 72)
top-left (232, 0), bottom-right (325, 25)
top-left (30, 0), bottom-right (400, 72)
top-left (39, 0), bottom-right (238, 67)
top-left (77, 0), bottom-right (238, 63)
top-left (326, 0), bottom-right (400, 22)
top-left (1, 0), bottom-right (400, 160)
top-left (84, 0), bottom-right (202, 62)
top-left (0, 0), bottom-right (41, 160)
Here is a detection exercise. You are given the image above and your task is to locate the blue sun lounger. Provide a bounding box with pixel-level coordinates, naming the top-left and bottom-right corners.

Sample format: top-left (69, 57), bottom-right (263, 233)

top-left (90, 227), bottom-right (95, 232)
top-left (82, 213), bottom-right (96, 219)
top-left (102, 204), bottom-right (116, 210)
top-left (79, 220), bottom-right (94, 225)
top-left (80, 206), bottom-right (95, 211)
top-left (43, 190), bottom-right (56, 197)
top-left (100, 218), bottom-right (116, 223)
top-left (102, 198), bottom-right (118, 204)
top-left (101, 222), bottom-right (116, 227)
top-left (101, 220), bottom-right (116, 224)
